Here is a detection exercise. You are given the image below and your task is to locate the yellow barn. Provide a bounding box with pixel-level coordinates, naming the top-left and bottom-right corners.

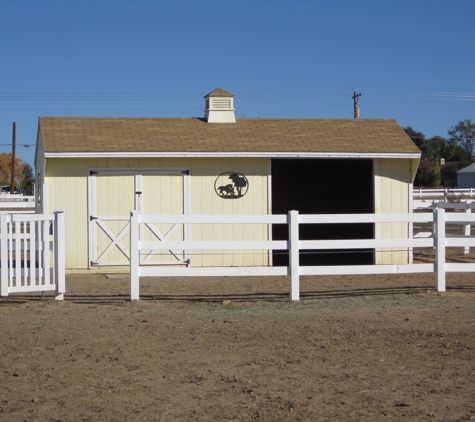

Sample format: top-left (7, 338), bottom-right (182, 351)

top-left (34, 88), bottom-right (421, 272)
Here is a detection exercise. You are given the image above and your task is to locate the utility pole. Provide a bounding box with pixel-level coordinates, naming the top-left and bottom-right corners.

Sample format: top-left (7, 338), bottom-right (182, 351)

top-left (352, 90), bottom-right (362, 119)
top-left (10, 122), bottom-right (16, 194)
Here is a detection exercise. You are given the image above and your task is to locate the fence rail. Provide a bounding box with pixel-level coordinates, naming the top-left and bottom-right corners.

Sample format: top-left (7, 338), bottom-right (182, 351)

top-left (414, 200), bottom-right (475, 210)
top-left (413, 188), bottom-right (475, 200)
top-left (0, 211), bottom-right (65, 299)
top-left (0, 195), bottom-right (35, 213)
top-left (129, 209), bottom-right (474, 301)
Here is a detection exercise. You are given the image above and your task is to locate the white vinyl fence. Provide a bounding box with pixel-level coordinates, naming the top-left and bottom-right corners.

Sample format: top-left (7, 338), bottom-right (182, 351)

top-left (413, 201), bottom-right (475, 255)
top-left (413, 187), bottom-right (475, 200)
top-left (413, 188), bottom-right (475, 213)
top-left (413, 199), bottom-right (475, 210)
top-left (0, 195), bottom-right (35, 213)
top-left (129, 209), bottom-right (475, 301)
top-left (0, 211), bottom-right (65, 299)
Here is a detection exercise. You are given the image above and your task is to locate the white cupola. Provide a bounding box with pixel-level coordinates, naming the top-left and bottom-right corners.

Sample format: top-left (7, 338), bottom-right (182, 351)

top-left (204, 88), bottom-right (236, 123)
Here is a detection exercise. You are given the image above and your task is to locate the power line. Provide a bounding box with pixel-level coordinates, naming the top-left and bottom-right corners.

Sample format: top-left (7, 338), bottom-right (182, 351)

top-left (0, 144), bottom-right (34, 147)
top-left (0, 88), bottom-right (474, 101)
top-left (1, 103), bottom-right (474, 112)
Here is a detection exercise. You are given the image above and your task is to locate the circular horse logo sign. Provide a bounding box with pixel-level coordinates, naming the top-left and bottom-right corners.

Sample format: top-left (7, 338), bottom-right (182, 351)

top-left (214, 172), bottom-right (249, 199)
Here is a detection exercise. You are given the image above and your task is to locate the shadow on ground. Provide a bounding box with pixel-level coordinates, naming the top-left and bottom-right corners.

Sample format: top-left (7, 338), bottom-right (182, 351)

top-left (3, 284), bottom-right (475, 306)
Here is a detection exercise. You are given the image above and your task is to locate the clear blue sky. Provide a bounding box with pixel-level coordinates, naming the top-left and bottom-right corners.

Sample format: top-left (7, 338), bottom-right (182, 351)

top-left (1, 0), bottom-right (474, 167)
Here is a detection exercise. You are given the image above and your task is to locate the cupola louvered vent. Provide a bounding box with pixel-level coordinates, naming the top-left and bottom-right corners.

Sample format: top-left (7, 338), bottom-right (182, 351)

top-left (204, 88), bottom-right (236, 123)
top-left (211, 98), bottom-right (232, 109)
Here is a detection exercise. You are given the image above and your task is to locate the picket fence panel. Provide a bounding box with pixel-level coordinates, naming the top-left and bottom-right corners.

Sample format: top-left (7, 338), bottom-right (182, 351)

top-left (0, 211), bottom-right (65, 299)
top-left (129, 209), bottom-right (475, 301)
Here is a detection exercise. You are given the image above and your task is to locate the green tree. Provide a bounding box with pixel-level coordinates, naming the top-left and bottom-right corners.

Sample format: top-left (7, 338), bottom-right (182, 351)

top-left (405, 127), bottom-right (441, 187)
top-left (440, 161), bottom-right (464, 188)
top-left (414, 158), bottom-right (440, 187)
top-left (448, 119), bottom-right (475, 162)
top-left (442, 138), bottom-right (466, 161)
top-left (404, 126), bottom-right (425, 151)
top-left (432, 159), bottom-right (441, 187)
top-left (20, 163), bottom-right (34, 195)
top-left (405, 126), bottom-right (468, 187)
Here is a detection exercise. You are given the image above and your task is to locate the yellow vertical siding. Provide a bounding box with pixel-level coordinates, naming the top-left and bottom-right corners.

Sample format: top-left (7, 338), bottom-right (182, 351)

top-left (45, 157), bottom-right (269, 270)
top-left (45, 156), bottom-right (414, 270)
top-left (374, 159), bottom-right (412, 265)
top-left (189, 158), bottom-right (269, 267)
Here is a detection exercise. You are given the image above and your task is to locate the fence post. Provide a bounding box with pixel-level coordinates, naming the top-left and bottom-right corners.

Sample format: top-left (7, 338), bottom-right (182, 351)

top-left (464, 204), bottom-right (471, 255)
top-left (0, 214), bottom-right (8, 297)
top-left (54, 211), bottom-right (65, 300)
top-left (130, 210), bottom-right (140, 300)
top-left (434, 208), bottom-right (446, 292)
top-left (289, 210), bottom-right (300, 301)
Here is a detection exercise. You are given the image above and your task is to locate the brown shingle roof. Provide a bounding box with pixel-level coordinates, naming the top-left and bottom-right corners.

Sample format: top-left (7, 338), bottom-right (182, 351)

top-left (38, 117), bottom-right (420, 155)
top-left (204, 88), bottom-right (234, 98)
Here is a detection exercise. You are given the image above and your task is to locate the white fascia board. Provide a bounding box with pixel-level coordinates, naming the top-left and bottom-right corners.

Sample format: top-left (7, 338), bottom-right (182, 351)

top-left (45, 151), bottom-right (421, 159)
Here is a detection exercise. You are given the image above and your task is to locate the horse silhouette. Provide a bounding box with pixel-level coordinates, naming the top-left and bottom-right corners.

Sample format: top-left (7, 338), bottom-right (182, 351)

top-left (217, 184), bottom-right (235, 196)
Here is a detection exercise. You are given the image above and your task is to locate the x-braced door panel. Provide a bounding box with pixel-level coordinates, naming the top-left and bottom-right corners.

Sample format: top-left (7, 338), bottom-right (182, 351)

top-left (88, 168), bottom-right (190, 268)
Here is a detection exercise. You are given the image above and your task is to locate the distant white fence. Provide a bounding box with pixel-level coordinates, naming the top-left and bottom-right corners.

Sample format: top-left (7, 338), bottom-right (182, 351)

top-left (413, 200), bottom-right (475, 255)
top-left (129, 209), bottom-right (475, 301)
top-left (413, 188), bottom-right (475, 201)
top-left (0, 212), bottom-right (65, 299)
top-left (0, 195), bottom-right (35, 213)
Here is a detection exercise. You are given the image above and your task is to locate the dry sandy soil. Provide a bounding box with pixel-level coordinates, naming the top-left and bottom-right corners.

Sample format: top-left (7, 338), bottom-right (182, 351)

top-left (1, 250), bottom-right (475, 421)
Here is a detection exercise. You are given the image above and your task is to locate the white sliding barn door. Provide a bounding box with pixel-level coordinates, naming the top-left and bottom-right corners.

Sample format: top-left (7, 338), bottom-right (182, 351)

top-left (88, 168), bottom-right (190, 268)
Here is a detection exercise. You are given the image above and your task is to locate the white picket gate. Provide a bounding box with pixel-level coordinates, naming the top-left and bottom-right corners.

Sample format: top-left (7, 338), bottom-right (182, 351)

top-left (0, 211), bottom-right (65, 300)
top-left (129, 209), bottom-right (475, 301)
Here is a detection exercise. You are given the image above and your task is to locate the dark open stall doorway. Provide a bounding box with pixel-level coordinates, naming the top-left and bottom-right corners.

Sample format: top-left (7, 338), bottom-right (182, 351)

top-left (271, 159), bottom-right (374, 266)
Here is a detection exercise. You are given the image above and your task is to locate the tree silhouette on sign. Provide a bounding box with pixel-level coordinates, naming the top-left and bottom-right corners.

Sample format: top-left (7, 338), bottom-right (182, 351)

top-left (228, 173), bottom-right (247, 197)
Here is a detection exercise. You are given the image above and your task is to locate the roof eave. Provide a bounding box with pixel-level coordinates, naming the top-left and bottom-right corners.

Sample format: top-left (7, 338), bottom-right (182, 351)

top-left (43, 151), bottom-right (421, 159)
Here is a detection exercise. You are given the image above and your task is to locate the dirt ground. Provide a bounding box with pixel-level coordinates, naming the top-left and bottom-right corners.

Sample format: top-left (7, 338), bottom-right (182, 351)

top-left (1, 260), bottom-right (475, 421)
